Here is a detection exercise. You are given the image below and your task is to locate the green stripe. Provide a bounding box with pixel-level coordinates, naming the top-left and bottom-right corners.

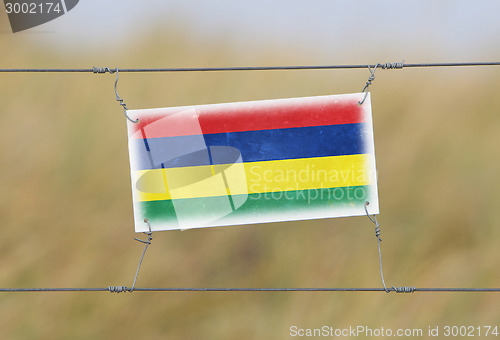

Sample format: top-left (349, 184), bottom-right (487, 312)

top-left (137, 185), bottom-right (371, 228)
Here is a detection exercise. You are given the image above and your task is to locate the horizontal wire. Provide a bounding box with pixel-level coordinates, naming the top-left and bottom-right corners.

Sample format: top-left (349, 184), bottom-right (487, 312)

top-left (1, 287), bottom-right (500, 293)
top-left (0, 62), bottom-right (500, 73)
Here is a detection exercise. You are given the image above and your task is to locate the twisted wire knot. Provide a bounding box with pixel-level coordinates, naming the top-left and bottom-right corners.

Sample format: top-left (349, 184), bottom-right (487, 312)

top-left (92, 66), bottom-right (138, 122)
top-left (92, 67), bottom-right (116, 74)
top-left (392, 286), bottom-right (415, 293)
top-left (108, 286), bottom-right (129, 293)
top-left (362, 71), bottom-right (376, 93)
top-left (380, 61), bottom-right (404, 70)
top-left (359, 61), bottom-right (404, 104)
top-left (374, 222), bottom-right (382, 242)
top-left (358, 65), bottom-right (378, 105)
top-left (364, 201), bottom-right (382, 242)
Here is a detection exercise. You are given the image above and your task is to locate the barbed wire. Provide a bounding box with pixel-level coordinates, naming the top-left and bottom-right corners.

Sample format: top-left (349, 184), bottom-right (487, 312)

top-left (0, 61), bottom-right (499, 73)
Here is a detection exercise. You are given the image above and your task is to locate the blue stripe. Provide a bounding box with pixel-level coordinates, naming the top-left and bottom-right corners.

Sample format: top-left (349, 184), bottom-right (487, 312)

top-left (131, 123), bottom-right (368, 170)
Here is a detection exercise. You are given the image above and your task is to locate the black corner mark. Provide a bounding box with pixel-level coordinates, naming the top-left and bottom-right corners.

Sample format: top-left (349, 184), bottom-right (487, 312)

top-left (4, 0), bottom-right (79, 33)
top-left (64, 0), bottom-right (77, 11)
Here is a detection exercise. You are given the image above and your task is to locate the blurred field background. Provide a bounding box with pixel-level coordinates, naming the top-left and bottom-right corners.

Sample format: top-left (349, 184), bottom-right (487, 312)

top-left (1, 2), bottom-right (500, 339)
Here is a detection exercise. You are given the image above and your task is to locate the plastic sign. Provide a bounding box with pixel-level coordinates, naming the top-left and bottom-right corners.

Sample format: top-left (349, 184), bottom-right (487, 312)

top-left (127, 93), bottom-right (379, 232)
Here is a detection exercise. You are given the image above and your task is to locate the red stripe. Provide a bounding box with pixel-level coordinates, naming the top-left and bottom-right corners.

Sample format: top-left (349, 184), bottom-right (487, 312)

top-left (129, 96), bottom-right (364, 139)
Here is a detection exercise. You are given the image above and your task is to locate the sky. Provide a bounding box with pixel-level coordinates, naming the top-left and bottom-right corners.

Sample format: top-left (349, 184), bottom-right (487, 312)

top-left (2, 0), bottom-right (500, 62)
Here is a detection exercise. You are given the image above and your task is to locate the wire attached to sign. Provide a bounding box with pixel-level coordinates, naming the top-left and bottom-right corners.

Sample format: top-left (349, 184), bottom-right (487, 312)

top-left (358, 61), bottom-right (404, 105)
top-left (364, 201), bottom-right (389, 291)
top-left (364, 201), bottom-right (414, 294)
top-left (107, 219), bottom-right (154, 293)
top-left (130, 219), bottom-right (154, 292)
top-left (358, 65), bottom-right (378, 105)
top-left (113, 69), bottom-right (139, 123)
top-left (92, 66), bottom-right (139, 123)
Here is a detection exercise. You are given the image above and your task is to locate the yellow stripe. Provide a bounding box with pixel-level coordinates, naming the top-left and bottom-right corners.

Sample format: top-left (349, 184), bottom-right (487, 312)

top-left (132, 154), bottom-right (374, 202)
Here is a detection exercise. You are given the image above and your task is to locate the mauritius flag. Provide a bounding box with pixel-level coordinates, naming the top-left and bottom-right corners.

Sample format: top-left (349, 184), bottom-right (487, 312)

top-left (126, 93), bottom-right (378, 232)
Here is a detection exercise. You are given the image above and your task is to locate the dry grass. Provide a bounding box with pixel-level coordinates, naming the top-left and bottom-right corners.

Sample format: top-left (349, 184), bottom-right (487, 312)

top-left (1, 19), bottom-right (500, 339)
